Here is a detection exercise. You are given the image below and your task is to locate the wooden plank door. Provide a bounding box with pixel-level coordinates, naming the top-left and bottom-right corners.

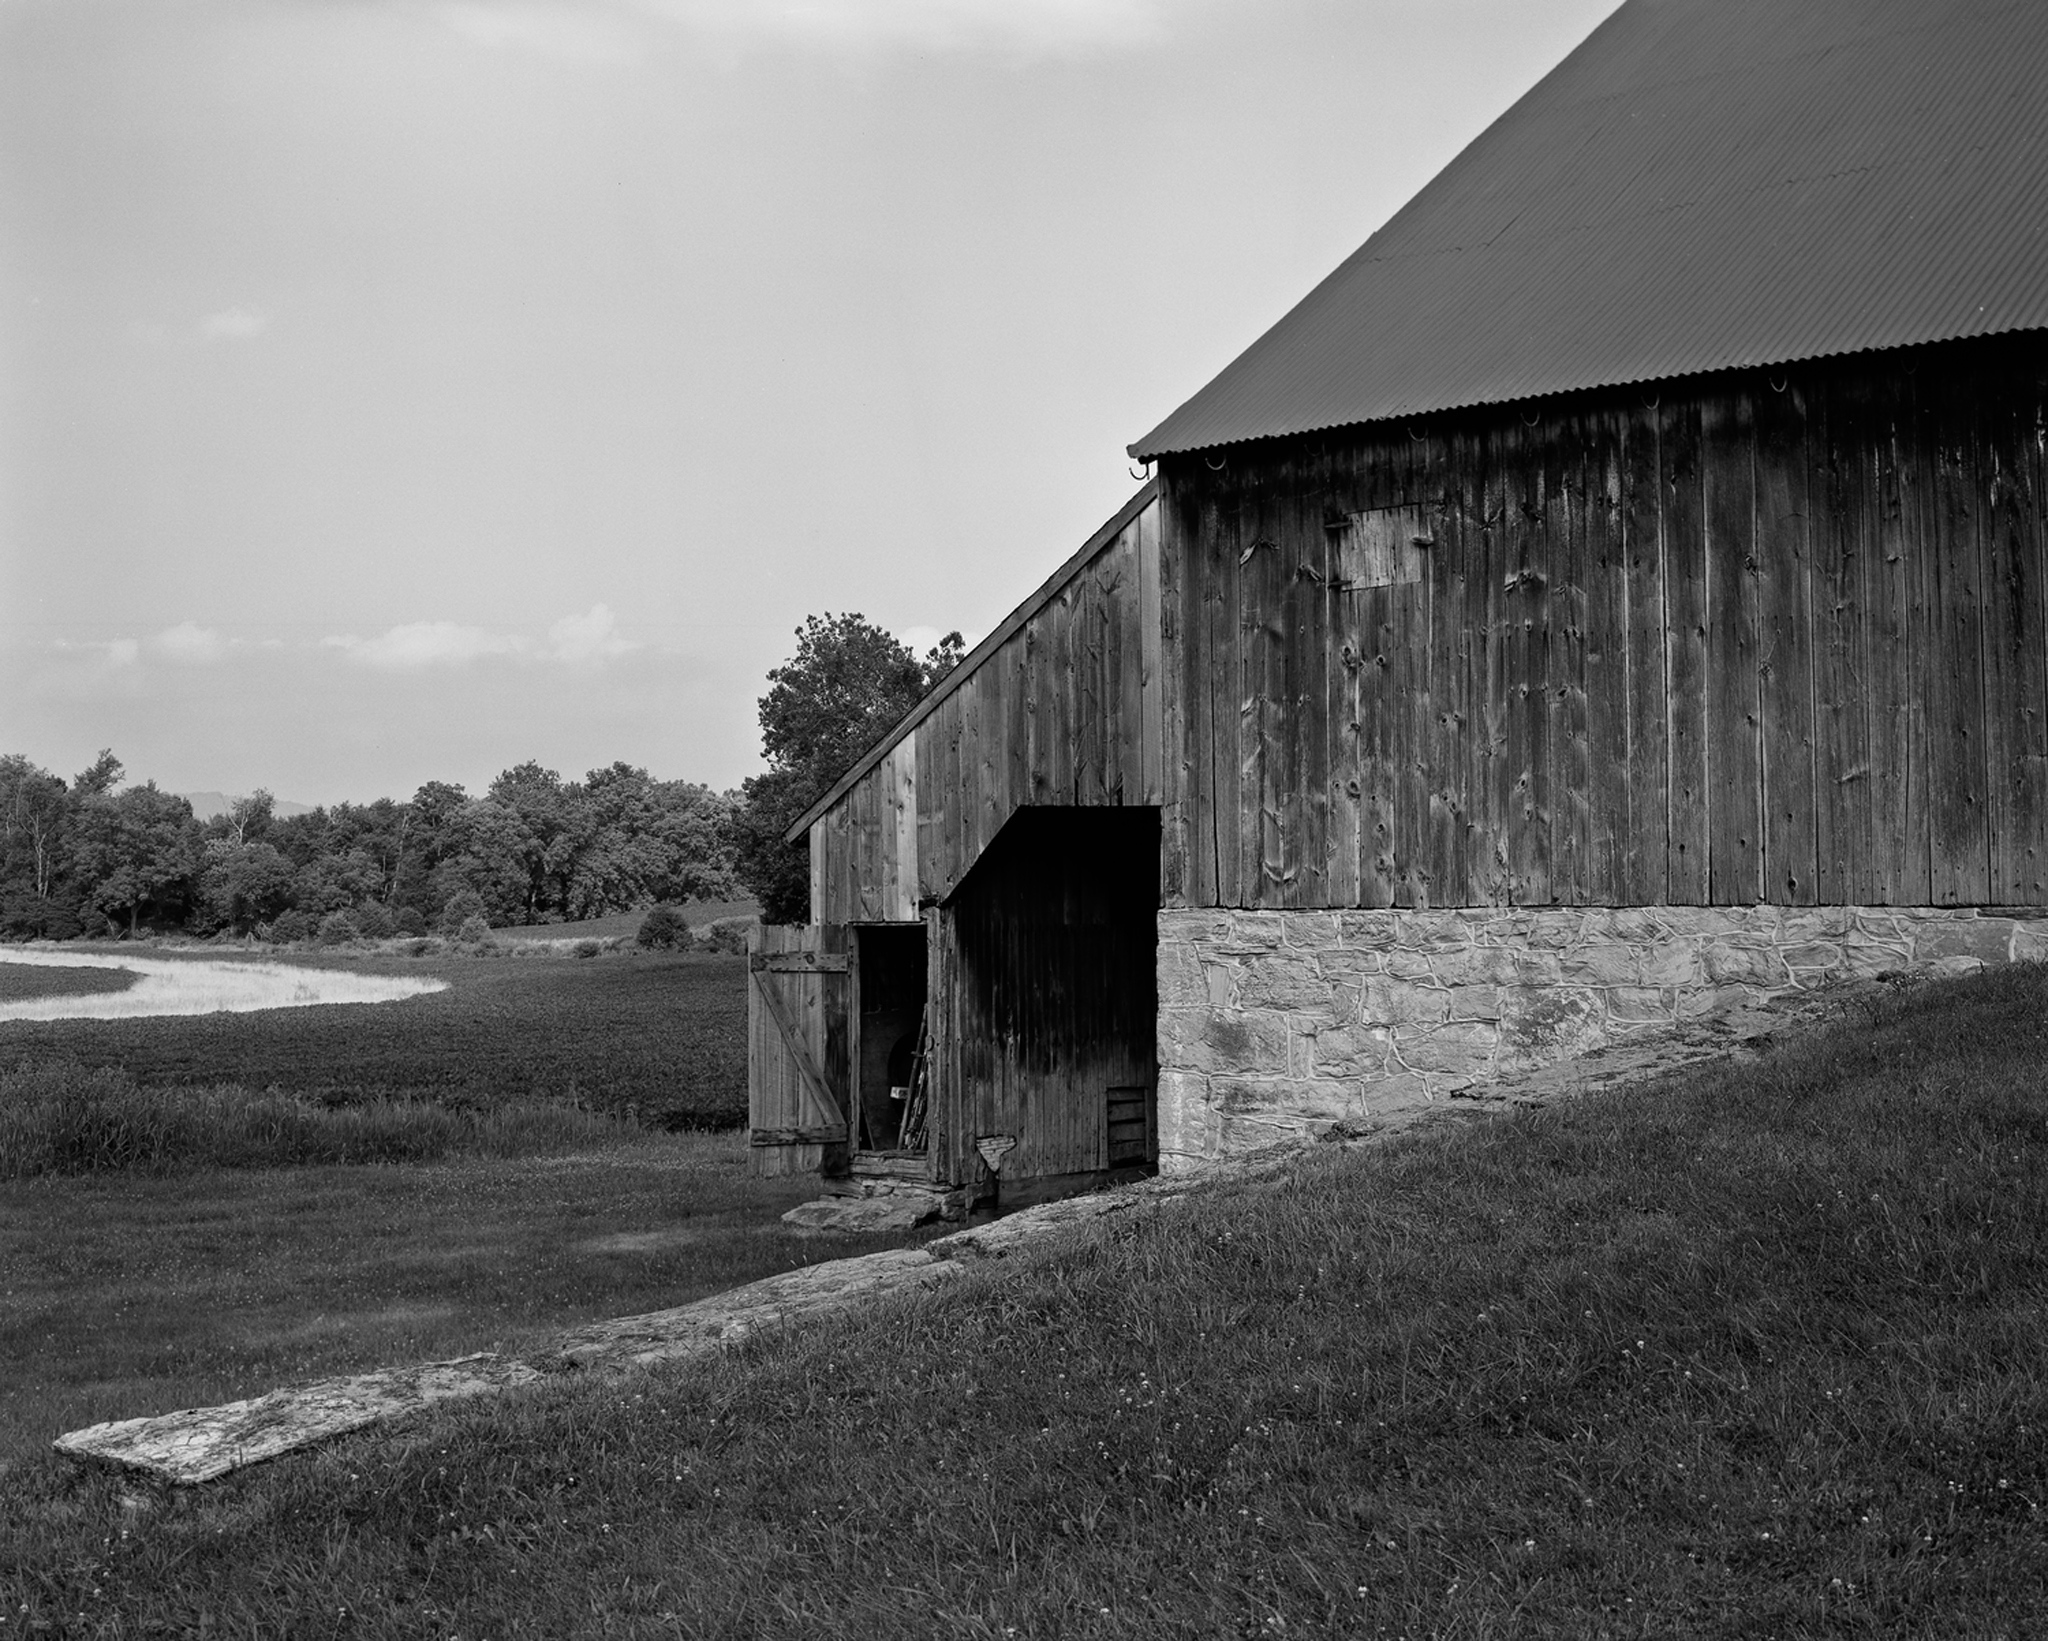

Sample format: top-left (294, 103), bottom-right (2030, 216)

top-left (747, 922), bottom-right (850, 1177)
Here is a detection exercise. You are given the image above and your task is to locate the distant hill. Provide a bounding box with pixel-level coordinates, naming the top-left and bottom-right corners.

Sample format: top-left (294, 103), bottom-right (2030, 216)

top-left (179, 791), bottom-right (319, 822)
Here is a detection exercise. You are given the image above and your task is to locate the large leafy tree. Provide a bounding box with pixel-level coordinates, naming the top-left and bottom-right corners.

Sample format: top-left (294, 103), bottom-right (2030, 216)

top-left (67, 779), bottom-right (204, 934)
top-left (733, 614), bottom-right (962, 924)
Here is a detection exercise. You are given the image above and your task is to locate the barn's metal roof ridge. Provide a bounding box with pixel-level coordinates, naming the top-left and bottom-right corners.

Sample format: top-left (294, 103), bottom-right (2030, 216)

top-left (1130, 0), bottom-right (2048, 459)
top-left (784, 481), bottom-right (1157, 844)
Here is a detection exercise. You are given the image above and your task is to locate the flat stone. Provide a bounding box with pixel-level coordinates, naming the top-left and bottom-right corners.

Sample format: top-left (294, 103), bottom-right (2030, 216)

top-left (54, 1354), bottom-right (542, 1487)
top-left (781, 1195), bottom-right (941, 1235)
top-left (553, 1247), bottom-right (961, 1371)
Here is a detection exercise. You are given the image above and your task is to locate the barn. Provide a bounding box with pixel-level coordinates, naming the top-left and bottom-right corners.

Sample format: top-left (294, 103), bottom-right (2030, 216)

top-left (748, 0), bottom-right (2048, 1208)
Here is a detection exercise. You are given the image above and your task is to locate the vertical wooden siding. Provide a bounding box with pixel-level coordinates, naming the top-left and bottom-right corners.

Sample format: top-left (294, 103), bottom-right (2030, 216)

top-left (811, 497), bottom-right (1164, 922)
top-left (1158, 337), bottom-right (2048, 909)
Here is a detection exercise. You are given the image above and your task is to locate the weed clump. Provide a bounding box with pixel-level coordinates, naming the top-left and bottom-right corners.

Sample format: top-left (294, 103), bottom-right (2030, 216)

top-left (636, 905), bottom-right (692, 950)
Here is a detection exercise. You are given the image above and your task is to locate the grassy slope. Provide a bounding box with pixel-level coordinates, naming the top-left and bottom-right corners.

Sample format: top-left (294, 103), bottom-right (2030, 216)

top-left (0, 950), bottom-right (746, 1127)
top-left (0, 1132), bottom-right (942, 1472)
top-left (9, 964), bottom-right (2048, 1637)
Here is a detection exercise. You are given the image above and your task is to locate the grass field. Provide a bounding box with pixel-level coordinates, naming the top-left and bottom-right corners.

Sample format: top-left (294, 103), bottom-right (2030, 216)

top-left (0, 964), bottom-right (135, 1003)
top-left (496, 900), bottom-right (757, 943)
top-left (7, 962), bottom-right (2046, 1636)
top-left (0, 1131), bottom-right (943, 1475)
top-left (0, 949), bottom-right (746, 1128)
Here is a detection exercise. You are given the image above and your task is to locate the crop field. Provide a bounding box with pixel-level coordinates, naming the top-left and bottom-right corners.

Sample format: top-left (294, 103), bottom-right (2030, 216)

top-left (0, 949), bottom-right (747, 1129)
top-left (0, 964), bottom-right (135, 1003)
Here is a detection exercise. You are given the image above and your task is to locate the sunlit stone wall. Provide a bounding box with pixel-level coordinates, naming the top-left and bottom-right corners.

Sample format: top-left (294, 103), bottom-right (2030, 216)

top-left (1154, 906), bottom-right (2048, 1171)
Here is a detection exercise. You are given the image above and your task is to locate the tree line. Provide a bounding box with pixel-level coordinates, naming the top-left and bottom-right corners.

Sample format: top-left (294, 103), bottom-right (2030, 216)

top-left (1, 612), bottom-right (961, 941)
top-left (0, 752), bottom-right (738, 941)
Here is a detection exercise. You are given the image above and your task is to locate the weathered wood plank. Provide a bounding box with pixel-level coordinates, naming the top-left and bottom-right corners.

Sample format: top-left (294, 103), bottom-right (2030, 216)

top-left (1703, 391), bottom-right (1761, 904)
top-left (891, 740), bottom-right (918, 920)
top-left (1241, 495), bottom-right (1287, 905)
top-left (1211, 488), bottom-right (1244, 905)
top-left (1293, 453), bottom-right (1333, 908)
top-left (1138, 499), bottom-right (1166, 809)
top-left (1923, 366), bottom-right (1991, 905)
top-left (1325, 478), bottom-right (1364, 906)
top-left (1471, 421), bottom-right (1511, 903)
top-left (1502, 417), bottom-right (1552, 904)
top-left (1549, 410), bottom-right (1592, 905)
top-left (1812, 375), bottom-right (1873, 903)
top-left (1754, 375), bottom-right (1818, 904)
top-left (1664, 398), bottom-right (1710, 904)
top-left (1869, 370), bottom-right (1930, 904)
top-left (1581, 405), bottom-right (1629, 904)
top-left (1620, 397), bottom-right (1668, 903)
top-left (1181, 476), bottom-right (1222, 905)
top-left (1982, 369), bottom-right (2048, 903)
top-left (1157, 486), bottom-right (1192, 904)
top-left (1429, 424), bottom-right (1477, 903)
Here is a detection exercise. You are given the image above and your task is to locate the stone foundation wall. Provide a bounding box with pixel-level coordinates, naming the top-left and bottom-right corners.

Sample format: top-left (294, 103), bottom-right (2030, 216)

top-left (1156, 905), bottom-right (2047, 1170)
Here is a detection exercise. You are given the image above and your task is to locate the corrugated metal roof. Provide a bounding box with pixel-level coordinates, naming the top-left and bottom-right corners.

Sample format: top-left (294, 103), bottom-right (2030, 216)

top-left (1130, 0), bottom-right (2048, 458)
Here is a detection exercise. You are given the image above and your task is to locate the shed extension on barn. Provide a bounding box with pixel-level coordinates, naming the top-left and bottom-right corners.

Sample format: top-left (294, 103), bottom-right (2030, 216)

top-left (749, 0), bottom-right (2048, 1201)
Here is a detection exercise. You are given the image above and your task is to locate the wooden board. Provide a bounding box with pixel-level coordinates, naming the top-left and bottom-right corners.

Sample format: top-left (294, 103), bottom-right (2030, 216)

top-left (1922, 365), bottom-right (1992, 905)
top-left (1981, 370), bottom-right (2048, 903)
top-left (1753, 375), bottom-right (1818, 904)
top-left (1812, 375), bottom-right (1874, 903)
top-left (747, 922), bottom-right (851, 1178)
top-left (1702, 392), bottom-right (1761, 904)
top-left (1620, 398), bottom-right (1669, 903)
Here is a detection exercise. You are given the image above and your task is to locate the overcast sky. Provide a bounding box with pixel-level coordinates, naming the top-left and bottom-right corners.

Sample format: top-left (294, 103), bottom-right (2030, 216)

top-left (1, 0), bottom-right (1617, 805)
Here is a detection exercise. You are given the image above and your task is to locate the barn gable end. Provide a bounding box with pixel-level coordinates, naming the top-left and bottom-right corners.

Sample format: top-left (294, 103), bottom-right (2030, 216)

top-left (753, 0), bottom-right (2048, 1192)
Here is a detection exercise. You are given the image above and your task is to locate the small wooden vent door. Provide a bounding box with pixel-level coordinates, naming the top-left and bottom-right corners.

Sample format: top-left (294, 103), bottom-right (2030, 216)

top-left (747, 923), bottom-right (851, 1177)
top-left (1105, 1085), bottom-right (1155, 1170)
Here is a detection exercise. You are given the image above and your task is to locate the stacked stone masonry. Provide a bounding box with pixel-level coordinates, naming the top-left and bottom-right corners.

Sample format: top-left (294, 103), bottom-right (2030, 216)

top-left (1155, 905), bottom-right (2048, 1170)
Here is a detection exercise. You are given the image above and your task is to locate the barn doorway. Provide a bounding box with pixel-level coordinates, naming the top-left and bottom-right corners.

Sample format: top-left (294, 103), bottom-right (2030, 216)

top-left (852, 922), bottom-right (928, 1157)
top-left (937, 805), bottom-right (1160, 1204)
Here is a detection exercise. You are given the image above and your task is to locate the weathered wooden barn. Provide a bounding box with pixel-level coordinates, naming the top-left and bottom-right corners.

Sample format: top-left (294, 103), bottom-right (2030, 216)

top-left (750, 0), bottom-right (2048, 1201)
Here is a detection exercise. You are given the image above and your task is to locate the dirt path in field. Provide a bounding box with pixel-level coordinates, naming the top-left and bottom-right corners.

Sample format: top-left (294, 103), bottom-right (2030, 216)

top-left (0, 948), bottom-right (445, 1021)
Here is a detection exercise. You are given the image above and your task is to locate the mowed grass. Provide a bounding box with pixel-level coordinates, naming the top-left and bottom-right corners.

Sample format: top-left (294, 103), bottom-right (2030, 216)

top-left (8, 962), bottom-right (2048, 1638)
top-left (0, 949), bottom-right (745, 1128)
top-left (0, 1131), bottom-right (941, 1474)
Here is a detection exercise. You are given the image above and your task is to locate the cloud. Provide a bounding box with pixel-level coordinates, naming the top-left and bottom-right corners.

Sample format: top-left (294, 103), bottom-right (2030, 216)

top-left (445, 0), bottom-right (1167, 58)
top-left (323, 622), bottom-right (525, 670)
top-left (200, 308), bottom-right (269, 341)
top-left (547, 603), bottom-right (638, 663)
top-left (50, 637), bottom-right (140, 667)
top-left (435, 1), bottom-right (645, 61)
top-left (147, 622), bottom-right (228, 664)
top-left (323, 608), bottom-right (637, 670)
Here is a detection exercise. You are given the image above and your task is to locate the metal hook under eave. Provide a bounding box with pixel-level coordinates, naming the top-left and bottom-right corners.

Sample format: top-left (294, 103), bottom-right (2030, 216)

top-left (1521, 408), bottom-right (1542, 427)
top-left (1129, 461), bottom-right (1149, 481)
top-left (1407, 422), bottom-right (1426, 443)
top-left (1204, 452), bottom-right (1228, 472)
top-left (1770, 373), bottom-right (1789, 393)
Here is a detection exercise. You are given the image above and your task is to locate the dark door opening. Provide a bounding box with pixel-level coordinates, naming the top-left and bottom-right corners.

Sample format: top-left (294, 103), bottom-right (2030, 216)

top-left (853, 923), bottom-right (927, 1155)
top-left (941, 805), bottom-right (1160, 1199)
